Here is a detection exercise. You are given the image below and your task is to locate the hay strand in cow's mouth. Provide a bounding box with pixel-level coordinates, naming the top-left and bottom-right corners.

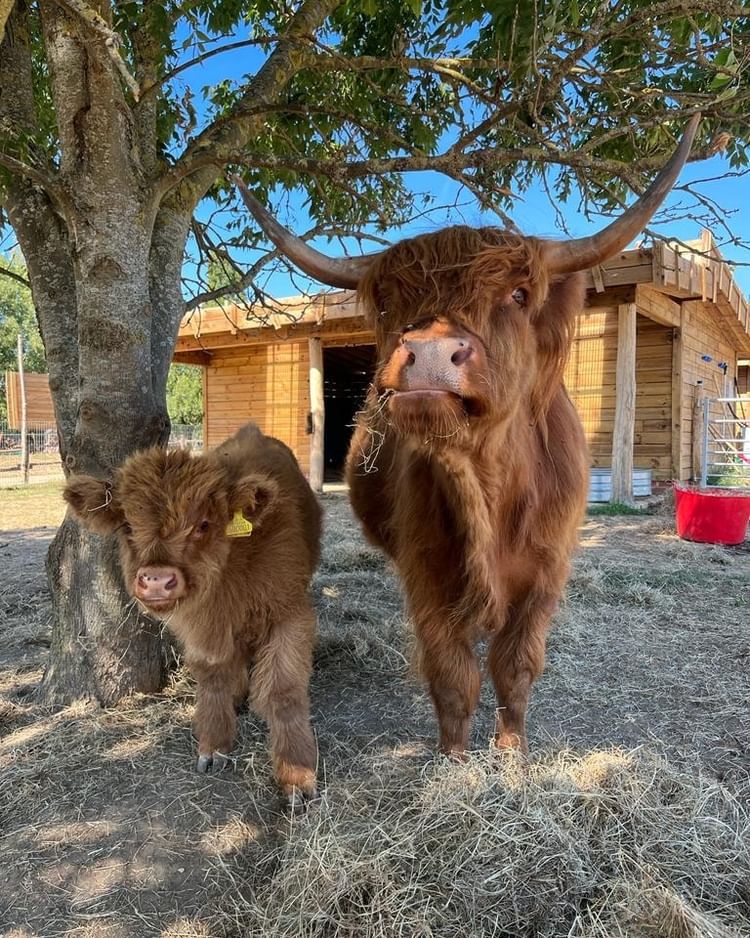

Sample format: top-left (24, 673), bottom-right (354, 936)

top-left (209, 746), bottom-right (750, 938)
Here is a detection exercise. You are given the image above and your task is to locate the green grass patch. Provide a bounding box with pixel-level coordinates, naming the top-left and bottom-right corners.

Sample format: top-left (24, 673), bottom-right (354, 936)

top-left (0, 480), bottom-right (65, 530)
top-left (587, 501), bottom-right (648, 516)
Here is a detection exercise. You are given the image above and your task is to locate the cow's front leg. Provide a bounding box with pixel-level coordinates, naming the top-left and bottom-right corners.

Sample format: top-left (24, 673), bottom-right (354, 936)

top-left (191, 655), bottom-right (248, 773)
top-left (250, 604), bottom-right (318, 805)
top-left (488, 586), bottom-right (556, 752)
top-left (417, 624), bottom-right (481, 756)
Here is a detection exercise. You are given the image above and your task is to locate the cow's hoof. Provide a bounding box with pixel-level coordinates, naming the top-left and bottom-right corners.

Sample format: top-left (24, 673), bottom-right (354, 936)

top-left (283, 785), bottom-right (318, 814)
top-left (196, 752), bottom-right (232, 774)
top-left (493, 731), bottom-right (528, 754)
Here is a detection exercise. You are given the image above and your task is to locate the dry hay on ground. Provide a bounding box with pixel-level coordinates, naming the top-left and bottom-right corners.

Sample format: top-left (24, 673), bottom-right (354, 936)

top-left (215, 747), bottom-right (750, 938)
top-left (0, 492), bottom-right (748, 937)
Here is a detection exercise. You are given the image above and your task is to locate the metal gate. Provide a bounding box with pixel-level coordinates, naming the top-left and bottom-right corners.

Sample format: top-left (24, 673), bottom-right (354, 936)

top-left (699, 397), bottom-right (750, 488)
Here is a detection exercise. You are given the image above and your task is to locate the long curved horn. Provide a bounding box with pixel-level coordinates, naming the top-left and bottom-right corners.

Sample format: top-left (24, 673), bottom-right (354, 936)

top-left (546, 113), bottom-right (701, 274)
top-left (232, 176), bottom-right (378, 289)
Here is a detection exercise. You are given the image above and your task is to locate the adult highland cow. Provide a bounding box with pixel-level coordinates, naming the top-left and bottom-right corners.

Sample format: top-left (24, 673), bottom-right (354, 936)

top-left (235, 115), bottom-right (699, 755)
top-left (64, 423), bottom-right (321, 802)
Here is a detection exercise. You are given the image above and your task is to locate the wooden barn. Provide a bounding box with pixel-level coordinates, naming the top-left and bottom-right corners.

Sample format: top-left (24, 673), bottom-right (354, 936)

top-left (174, 231), bottom-right (750, 499)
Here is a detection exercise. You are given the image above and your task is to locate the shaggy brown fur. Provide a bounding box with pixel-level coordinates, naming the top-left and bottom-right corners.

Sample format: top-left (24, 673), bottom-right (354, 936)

top-left (346, 226), bottom-right (589, 754)
top-left (64, 423), bottom-right (322, 800)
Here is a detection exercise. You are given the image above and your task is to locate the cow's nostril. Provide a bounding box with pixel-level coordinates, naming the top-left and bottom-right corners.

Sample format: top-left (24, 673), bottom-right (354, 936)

top-left (165, 574), bottom-right (177, 591)
top-left (451, 343), bottom-right (473, 366)
top-left (406, 350), bottom-right (416, 366)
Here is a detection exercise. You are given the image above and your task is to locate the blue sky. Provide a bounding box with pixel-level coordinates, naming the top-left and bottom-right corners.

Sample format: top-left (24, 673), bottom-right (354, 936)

top-left (183, 30), bottom-right (750, 301)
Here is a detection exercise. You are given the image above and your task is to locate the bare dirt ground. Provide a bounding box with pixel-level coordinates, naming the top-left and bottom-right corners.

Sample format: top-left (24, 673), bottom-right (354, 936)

top-left (0, 489), bottom-right (748, 937)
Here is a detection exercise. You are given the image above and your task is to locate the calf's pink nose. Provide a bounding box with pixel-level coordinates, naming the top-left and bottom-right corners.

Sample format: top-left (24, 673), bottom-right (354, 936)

top-left (135, 566), bottom-right (186, 602)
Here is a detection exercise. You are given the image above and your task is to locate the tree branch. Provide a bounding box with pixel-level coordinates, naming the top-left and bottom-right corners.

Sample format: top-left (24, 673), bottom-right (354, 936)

top-left (150, 0), bottom-right (348, 204)
top-left (0, 261), bottom-right (30, 288)
top-left (49, 0), bottom-right (141, 100)
top-left (230, 135), bottom-right (703, 186)
top-left (140, 37), bottom-right (273, 101)
top-left (0, 150), bottom-right (60, 192)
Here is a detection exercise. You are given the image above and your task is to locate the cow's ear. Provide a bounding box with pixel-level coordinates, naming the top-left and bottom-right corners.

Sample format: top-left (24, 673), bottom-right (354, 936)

top-left (230, 473), bottom-right (279, 526)
top-left (63, 475), bottom-right (125, 535)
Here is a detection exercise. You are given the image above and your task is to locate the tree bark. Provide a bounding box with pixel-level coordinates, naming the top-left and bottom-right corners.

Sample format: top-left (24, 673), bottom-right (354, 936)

top-left (43, 520), bottom-right (170, 705)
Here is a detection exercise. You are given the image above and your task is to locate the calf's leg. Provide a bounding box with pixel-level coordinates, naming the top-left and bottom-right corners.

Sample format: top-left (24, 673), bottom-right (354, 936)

top-left (417, 624), bottom-right (481, 756)
top-left (191, 654), bottom-right (248, 772)
top-left (250, 605), bottom-right (318, 802)
top-left (488, 587), bottom-right (556, 752)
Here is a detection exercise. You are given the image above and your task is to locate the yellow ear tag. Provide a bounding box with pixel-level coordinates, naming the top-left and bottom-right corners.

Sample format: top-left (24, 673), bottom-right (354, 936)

top-left (226, 510), bottom-right (254, 538)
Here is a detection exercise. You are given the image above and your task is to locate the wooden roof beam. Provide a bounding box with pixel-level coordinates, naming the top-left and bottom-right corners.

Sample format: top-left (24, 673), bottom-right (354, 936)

top-left (635, 285), bottom-right (681, 327)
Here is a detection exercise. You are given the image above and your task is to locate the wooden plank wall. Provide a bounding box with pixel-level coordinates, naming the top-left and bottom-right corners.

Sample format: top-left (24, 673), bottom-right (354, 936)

top-left (5, 371), bottom-right (55, 427)
top-left (678, 300), bottom-right (738, 481)
top-left (204, 343), bottom-right (311, 476)
top-left (564, 305), bottom-right (674, 480)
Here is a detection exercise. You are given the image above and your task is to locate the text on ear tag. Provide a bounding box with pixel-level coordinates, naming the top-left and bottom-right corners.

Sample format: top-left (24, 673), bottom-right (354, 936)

top-left (226, 509), bottom-right (254, 538)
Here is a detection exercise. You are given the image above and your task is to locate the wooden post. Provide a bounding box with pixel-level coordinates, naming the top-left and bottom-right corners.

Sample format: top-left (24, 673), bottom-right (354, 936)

top-left (201, 364), bottom-right (209, 450)
top-left (16, 333), bottom-right (30, 484)
top-left (308, 338), bottom-right (325, 493)
top-left (692, 384), bottom-right (708, 485)
top-left (670, 318), bottom-right (683, 481)
top-left (611, 303), bottom-right (637, 505)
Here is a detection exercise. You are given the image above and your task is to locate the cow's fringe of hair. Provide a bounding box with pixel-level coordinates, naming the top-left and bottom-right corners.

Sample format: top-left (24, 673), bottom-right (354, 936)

top-left (360, 227), bottom-right (550, 329)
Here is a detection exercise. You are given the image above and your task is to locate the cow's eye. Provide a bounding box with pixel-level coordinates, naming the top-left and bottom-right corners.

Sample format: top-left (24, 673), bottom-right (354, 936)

top-left (512, 287), bottom-right (528, 307)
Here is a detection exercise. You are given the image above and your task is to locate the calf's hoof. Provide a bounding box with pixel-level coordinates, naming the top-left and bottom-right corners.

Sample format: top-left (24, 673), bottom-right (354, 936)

top-left (277, 763), bottom-right (318, 813)
top-left (196, 751), bottom-right (233, 774)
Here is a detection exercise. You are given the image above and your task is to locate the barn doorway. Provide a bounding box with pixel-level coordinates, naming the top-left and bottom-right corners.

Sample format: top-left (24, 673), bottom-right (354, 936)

top-left (323, 344), bottom-right (377, 482)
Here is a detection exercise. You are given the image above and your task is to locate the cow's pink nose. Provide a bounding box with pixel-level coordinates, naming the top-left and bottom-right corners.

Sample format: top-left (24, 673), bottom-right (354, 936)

top-left (134, 566), bottom-right (186, 603)
top-left (399, 335), bottom-right (475, 390)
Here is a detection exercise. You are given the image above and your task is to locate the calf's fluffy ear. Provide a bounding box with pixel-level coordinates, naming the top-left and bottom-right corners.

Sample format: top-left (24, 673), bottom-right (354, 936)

top-left (63, 476), bottom-right (124, 535)
top-left (231, 473), bottom-right (279, 526)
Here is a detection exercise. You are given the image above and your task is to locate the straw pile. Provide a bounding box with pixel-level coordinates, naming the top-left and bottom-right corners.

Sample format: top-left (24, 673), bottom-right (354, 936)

top-left (216, 747), bottom-right (750, 938)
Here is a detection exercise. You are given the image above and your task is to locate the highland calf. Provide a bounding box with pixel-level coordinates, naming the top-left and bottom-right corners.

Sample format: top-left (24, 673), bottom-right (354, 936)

top-left (236, 116), bottom-right (699, 755)
top-left (64, 423), bottom-right (321, 801)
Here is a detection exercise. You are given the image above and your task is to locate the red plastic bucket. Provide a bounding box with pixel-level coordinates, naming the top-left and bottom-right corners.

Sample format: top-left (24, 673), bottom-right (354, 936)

top-left (674, 484), bottom-right (750, 545)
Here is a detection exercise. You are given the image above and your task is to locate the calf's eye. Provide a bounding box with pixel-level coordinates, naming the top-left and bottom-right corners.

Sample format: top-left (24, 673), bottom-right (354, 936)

top-left (512, 287), bottom-right (527, 306)
top-left (192, 519), bottom-right (210, 538)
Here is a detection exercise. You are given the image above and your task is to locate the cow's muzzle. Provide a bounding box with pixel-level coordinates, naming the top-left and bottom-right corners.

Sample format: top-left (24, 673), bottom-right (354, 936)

top-left (134, 565), bottom-right (187, 611)
top-left (387, 332), bottom-right (475, 395)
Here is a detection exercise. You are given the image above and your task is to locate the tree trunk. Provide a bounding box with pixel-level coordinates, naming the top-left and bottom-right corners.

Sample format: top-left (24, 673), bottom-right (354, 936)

top-left (37, 198), bottom-right (193, 704)
top-left (0, 0), bottom-right (197, 706)
top-left (43, 519), bottom-right (170, 705)
top-left (37, 218), bottom-right (180, 704)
